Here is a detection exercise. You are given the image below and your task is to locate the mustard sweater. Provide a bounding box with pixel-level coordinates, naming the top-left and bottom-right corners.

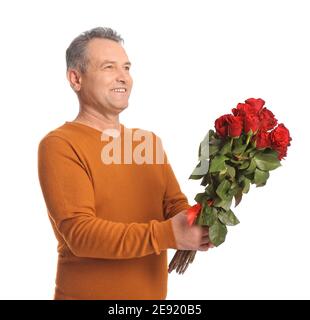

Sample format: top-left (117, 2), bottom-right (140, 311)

top-left (37, 121), bottom-right (190, 300)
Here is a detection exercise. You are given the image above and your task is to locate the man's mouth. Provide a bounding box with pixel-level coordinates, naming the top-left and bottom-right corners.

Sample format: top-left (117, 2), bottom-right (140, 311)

top-left (111, 88), bottom-right (127, 93)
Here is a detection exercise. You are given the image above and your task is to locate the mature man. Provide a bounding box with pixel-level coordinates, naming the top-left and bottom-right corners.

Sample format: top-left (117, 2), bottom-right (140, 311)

top-left (38, 27), bottom-right (212, 300)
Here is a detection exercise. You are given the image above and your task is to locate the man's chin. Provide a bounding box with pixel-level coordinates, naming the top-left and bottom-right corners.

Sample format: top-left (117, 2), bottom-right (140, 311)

top-left (117, 103), bottom-right (129, 111)
top-left (111, 104), bottom-right (128, 114)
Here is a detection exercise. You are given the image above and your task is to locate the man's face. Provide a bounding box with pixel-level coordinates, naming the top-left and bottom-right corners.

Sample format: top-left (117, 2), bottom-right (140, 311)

top-left (78, 38), bottom-right (133, 114)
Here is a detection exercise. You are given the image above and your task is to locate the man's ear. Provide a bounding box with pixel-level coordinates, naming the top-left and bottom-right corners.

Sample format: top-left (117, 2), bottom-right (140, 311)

top-left (67, 68), bottom-right (82, 92)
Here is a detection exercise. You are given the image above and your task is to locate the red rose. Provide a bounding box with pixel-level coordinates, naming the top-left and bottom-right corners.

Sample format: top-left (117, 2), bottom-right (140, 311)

top-left (259, 108), bottom-right (277, 131)
top-left (244, 114), bottom-right (260, 134)
top-left (245, 98), bottom-right (265, 113)
top-left (215, 114), bottom-right (243, 138)
top-left (275, 146), bottom-right (288, 160)
top-left (270, 124), bottom-right (292, 160)
top-left (232, 103), bottom-right (252, 117)
top-left (255, 131), bottom-right (271, 149)
top-left (215, 114), bottom-right (230, 137)
top-left (227, 115), bottom-right (243, 137)
top-left (232, 98), bottom-right (265, 117)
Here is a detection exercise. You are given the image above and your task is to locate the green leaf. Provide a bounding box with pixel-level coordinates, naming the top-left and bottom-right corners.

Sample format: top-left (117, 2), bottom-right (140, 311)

top-left (196, 207), bottom-right (208, 226)
top-left (214, 196), bottom-right (233, 211)
top-left (205, 184), bottom-right (217, 198)
top-left (199, 140), bottom-right (209, 161)
top-left (237, 175), bottom-right (245, 183)
top-left (232, 136), bottom-right (247, 154)
top-left (209, 144), bottom-right (220, 156)
top-left (243, 158), bottom-right (256, 175)
top-left (218, 209), bottom-right (240, 226)
top-left (249, 150), bottom-right (257, 158)
top-left (245, 142), bottom-right (256, 154)
top-left (189, 159), bottom-right (209, 179)
top-left (209, 130), bottom-right (220, 141)
top-left (227, 180), bottom-right (239, 197)
top-left (202, 205), bottom-right (218, 226)
top-left (200, 176), bottom-right (208, 186)
top-left (216, 179), bottom-right (231, 200)
top-left (254, 150), bottom-right (281, 171)
top-left (254, 168), bottom-right (270, 187)
top-left (230, 180), bottom-right (238, 190)
top-left (209, 220), bottom-right (228, 246)
top-left (220, 140), bottom-right (232, 155)
top-left (239, 160), bottom-right (250, 170)
top-left (226, 165), bottom-right (236, 178)
top-left (209, 155), bottom-right (228, 173)
top-left (230, 159), bottom-right (243, 165)
top-left (242, 177), bottom-right (251, 193)
top-left (234, 190), bottom-right (243, 207)
top-left (189, 175), bottom-right (204, 180)
top-left (245, 174), bottom-right (255, 181)
top-left (228, 185), bottom-right (240, 197)
top-left (194, 192), bottom-right (209, 204)
top-left (199, 129), bottom-right (218, 160)
top-left (218, 170), bottom-right (228, 183)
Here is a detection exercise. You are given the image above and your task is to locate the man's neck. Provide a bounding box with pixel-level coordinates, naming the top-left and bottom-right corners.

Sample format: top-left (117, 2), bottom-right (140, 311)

top-left (72, 108), bottom-right (121, 132)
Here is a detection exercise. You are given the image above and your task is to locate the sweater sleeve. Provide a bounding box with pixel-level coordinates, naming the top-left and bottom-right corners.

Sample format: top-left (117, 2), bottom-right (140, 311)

top-left (162, 159), bottom-right (192, 220)
top-left (37, 135), bottom-right (177, 260)
top-left (155, 134), bottom-right (191, 220)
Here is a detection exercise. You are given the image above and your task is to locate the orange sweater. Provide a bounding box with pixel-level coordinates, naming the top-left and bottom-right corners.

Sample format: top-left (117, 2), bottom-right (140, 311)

top-left (37, 121), bottom-right (190, 300)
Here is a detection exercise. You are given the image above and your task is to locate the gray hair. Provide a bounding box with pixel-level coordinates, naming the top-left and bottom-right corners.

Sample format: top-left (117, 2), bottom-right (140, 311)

top-left (66, 27), bottom-right (124, 73)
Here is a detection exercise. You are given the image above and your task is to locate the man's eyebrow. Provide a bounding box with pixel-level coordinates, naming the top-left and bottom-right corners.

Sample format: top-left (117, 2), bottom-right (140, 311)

top-left (99, 60), bottom-right (132, 67)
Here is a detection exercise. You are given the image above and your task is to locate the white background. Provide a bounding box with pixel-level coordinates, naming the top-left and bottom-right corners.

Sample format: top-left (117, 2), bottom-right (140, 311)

top-left (0, 0), bottom-right (309, 299)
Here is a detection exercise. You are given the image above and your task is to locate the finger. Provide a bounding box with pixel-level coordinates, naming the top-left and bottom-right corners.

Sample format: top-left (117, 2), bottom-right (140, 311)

top-left (200, 236), bottom-right (210, 245)
top-left (198, 244), bottom-right (209, 251)
top-left (201, 227), bottom-right (209, 236)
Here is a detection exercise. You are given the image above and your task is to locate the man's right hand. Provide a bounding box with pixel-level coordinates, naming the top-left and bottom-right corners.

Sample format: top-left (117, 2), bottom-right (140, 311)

top-left (171, 210), bottom-right (214, 251)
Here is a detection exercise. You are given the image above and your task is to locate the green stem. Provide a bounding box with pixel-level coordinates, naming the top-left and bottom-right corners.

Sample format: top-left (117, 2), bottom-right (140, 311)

top-left (246, 133), bottom-right (252, 145)
top-left (240, 132), bottom-right (253, 158)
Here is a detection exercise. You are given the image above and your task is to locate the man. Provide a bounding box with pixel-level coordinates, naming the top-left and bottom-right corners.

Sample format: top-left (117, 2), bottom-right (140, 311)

top-left (37, 27), bottom-right (212, 300)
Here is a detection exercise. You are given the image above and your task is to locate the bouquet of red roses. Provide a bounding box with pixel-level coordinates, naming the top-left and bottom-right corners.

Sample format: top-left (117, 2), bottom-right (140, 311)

top-left (168, 98), bottom-right (291, 274)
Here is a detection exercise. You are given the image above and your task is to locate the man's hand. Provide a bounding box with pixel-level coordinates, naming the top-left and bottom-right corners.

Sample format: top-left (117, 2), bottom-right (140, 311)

top-left (171, 210), bottom-right (214, 251)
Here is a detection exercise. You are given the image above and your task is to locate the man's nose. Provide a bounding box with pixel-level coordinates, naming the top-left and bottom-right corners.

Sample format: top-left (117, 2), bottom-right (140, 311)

top-left (115, 68), bottom-right (128, 83)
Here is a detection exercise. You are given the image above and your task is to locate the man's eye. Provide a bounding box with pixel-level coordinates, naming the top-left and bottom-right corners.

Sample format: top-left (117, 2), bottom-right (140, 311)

top-left (125, 66), bottom-right (130, 71)
top-left (104, 65), bottom-right (113, 69)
